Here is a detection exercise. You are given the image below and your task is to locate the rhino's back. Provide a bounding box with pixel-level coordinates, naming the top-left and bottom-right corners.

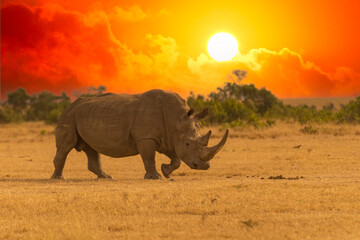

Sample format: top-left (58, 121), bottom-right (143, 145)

top-left (74, 93), bottom-right (141, 157)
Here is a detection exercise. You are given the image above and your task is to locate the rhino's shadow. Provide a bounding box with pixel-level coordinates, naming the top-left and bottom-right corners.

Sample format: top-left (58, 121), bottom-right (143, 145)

top-left (0, 178), bottom-right (121, 183)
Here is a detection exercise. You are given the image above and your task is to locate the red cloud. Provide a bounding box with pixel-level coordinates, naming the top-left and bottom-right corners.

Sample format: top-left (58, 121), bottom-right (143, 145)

top-left (1, 3), bottom-right (359, 100)
top-left (1, 3), bottom-right (193, 100)
top-left (1, 3), bottom-right (118, 98)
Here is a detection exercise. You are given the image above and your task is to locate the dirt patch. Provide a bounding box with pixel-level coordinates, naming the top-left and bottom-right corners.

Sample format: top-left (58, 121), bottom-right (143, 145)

top-left (268, 175), bottom-right (304, 180)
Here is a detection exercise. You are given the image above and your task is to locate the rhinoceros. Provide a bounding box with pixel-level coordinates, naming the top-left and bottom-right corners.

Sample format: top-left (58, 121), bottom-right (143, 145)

top-left (51, 89), bottom-right (229, 179)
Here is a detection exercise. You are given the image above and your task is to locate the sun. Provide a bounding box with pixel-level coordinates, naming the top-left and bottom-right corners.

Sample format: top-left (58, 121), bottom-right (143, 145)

top-left (207, 32), bottom-right (239, 61)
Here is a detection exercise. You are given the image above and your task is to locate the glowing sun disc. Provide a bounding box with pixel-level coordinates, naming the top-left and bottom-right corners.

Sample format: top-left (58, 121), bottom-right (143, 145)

top-left (207, 32), bottom-right (238, 61)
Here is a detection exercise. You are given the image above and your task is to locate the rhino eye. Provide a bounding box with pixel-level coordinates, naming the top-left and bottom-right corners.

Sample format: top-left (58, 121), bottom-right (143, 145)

top-left (185, 142), bottom-right (190, 146)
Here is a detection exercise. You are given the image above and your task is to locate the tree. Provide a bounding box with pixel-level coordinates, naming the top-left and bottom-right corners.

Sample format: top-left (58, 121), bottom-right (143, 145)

top-left (336, 96), bottom-right (360, 123)
top-left (24, 91), bottom-right (71, 123)
top-left (80, 85), bottom-right (107, 97)
top-left (6, 88), bottom-right (30, 112)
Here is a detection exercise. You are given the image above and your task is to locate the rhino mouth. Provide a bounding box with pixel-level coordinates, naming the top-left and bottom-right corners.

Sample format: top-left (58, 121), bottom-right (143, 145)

top-left (189, 161), bottom-right (210, 170)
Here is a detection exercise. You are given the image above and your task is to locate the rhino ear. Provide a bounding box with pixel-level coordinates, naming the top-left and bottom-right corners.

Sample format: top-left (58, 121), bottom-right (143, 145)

top-left (187, 108), bottom-right (195, 118)
top-left (195, 108), bottom-right (208, 119)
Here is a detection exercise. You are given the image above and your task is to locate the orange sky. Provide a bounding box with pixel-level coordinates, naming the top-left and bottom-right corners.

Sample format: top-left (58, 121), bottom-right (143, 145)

top-left (1, 0), bottom-right (360, 99)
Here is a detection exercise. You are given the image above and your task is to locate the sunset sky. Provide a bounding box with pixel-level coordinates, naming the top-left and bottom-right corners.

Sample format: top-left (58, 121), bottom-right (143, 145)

top-left (1, 0), bottom-right (360, 99)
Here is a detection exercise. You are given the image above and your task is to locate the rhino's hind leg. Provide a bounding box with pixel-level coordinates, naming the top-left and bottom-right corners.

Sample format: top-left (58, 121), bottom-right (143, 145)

top-left (82, 144), bottom-right (113, 179)
top-left (51, 125), bottom-right (78, 179)
top-left (137, 139), bottom-right (161, 179)
top-left (51, 148), bottom-right (71, 179)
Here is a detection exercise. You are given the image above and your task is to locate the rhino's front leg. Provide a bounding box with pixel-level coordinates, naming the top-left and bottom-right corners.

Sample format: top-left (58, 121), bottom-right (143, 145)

top-left (161, 153), bottom-right (181, 178)
top-left (137, 139), bottom-right (161, 179)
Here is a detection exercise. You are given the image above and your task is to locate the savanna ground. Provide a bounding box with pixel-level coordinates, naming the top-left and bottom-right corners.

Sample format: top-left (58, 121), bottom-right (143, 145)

top-left (1, 120), bottom-right (360, 240)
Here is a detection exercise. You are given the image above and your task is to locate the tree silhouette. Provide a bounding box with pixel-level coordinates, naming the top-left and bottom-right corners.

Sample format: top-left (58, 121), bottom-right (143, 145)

top-left (6, 88), bottom-right (30, 112)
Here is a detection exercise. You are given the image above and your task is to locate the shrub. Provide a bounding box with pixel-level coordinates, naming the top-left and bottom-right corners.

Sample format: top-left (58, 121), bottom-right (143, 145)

top-left (2, 85), bottom-right (360, 126)
top-left (300, 125), bottom-right (318, 134)
top-left (46, 108), bottom-right (63, 124)
top-left (336, 97), bottom-right (360, 123)
top-left (25, 91), bottom-right (71, 123)
top-left (1, 89), bottom-right (71, 124)
top-left (187, 80), bottom-right (360, 126)
top-left (0, 105), bottom-right (24, 123)
top-left (6, 88), bottom-right (30, 112)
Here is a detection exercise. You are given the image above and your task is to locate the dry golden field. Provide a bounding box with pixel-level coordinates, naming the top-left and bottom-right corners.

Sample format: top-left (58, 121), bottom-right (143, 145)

top-left (1, 122), bottom-right (360, 240)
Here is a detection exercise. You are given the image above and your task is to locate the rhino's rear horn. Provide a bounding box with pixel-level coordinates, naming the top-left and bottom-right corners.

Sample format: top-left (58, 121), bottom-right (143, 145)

top-left (201, 129), bottom-right (229, 162)
top-left (198, 130), bottom-right (212, 146)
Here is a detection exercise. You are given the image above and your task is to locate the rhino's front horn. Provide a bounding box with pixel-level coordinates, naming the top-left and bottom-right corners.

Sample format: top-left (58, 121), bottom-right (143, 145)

top-left (198, 130), bottom-right (212, 146)
top-left (200, 129), bottom-right (229, 162)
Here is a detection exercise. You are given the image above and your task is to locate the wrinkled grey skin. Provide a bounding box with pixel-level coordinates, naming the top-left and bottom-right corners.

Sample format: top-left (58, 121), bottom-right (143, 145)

top-left (51, 89), bottom-right (229, 180)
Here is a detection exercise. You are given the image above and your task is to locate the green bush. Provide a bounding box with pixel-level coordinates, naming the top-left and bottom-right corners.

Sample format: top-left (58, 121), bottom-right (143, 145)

top-left (1, 89), bottom-right (71, 124)
top-left (188, 81), bottom-right (286, 127)
top-left (25, 91), bottom-right (71, 123)
top-left (336, 97), bottom-right (360, 123)
top-left (46, 108), bottom-right (63, 124)
top-left (0, 105), bottom-right (24, 123)
top-left (1, 85), bottom-right (360, 126)
top-left (6, 88), bottom-right (30, 112)
top-left (187, 80), bottom-right (360, 126)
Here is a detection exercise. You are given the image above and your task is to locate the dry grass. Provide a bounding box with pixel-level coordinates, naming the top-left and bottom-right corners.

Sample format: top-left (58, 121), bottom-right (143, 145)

top-left (1, 122), bottom-right (360, 240)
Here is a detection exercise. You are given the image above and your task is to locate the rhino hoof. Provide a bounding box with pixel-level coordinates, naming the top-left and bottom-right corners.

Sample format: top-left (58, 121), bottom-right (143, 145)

top-left (50, 174), bottom-right (64, 180)
top-left (144, 172), bottom-right (162, 180)
top-left (161, 164), bottom-right (171, 178)
top-left (97, 172), bottom-right (113, 179)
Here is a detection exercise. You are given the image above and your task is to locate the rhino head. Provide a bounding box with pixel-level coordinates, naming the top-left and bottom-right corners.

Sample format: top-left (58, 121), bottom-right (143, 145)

top-left (173, 108), bottom-right (229, 170)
